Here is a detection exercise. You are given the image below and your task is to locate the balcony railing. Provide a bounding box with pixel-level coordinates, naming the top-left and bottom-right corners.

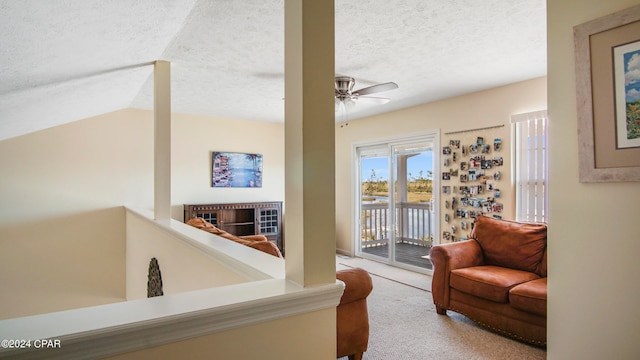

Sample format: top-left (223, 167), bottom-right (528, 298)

top-left (361, 202), bottom-right (433, 248)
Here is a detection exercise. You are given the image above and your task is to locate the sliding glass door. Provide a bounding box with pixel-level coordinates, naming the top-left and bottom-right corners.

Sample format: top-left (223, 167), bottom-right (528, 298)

top-left (356, 133), bottom-right (438, 272)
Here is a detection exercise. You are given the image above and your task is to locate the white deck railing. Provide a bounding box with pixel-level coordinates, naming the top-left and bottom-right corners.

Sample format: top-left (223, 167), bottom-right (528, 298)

top-left (361, 202), bottom-right (433, 248)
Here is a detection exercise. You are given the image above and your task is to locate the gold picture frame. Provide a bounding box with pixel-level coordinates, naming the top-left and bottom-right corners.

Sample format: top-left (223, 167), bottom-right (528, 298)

top-left (574, 4), bottom-right (640, 182)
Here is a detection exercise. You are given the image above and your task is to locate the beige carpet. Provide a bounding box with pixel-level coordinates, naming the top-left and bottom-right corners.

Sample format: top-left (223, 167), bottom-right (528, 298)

top-left (337, 255), bottom-right (431, 291)
top-left (337, 256), bottom-right (546, 360)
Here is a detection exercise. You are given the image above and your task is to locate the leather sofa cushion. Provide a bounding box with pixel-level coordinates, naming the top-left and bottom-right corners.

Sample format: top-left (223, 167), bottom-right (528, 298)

top-left (510, 277), bottom-right (547, 316)
top-left (450, 265), bottom-right (540, 303)
top-left (471, 216), bottom-right (547, 275)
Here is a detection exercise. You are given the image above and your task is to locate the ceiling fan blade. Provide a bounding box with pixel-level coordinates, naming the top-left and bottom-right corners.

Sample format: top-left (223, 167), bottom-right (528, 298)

top-left (357, 96), bottom-right (391, 104)
top-left (353, 82), bottom-right (398, 96)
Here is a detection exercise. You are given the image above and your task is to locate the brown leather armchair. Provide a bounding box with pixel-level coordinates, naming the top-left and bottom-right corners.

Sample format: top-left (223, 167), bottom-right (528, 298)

top-left (336, 268), bottom-right (373, 360)
top-left (429, 216), bottom-right (547, 346)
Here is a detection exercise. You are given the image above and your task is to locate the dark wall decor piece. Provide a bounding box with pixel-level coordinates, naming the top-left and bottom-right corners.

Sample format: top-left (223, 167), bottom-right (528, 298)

top-left (574, 4), bottom-right (640, 182)
top-left (147, 257), bottom-right (164, 298)
top-left (212, 151), bottom-right (263, 187)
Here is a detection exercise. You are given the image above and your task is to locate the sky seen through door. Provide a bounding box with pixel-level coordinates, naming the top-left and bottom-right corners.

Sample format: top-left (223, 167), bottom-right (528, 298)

top-left (361, 152), bottom-right (433, 182)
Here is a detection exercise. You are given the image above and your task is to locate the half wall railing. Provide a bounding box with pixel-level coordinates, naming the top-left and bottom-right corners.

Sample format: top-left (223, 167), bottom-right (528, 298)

top-left (0, 207), bottom-right (343, 360)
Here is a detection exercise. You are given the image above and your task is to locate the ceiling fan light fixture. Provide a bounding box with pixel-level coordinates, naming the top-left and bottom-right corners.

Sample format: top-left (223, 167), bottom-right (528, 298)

top-left (335, 76), bottom-right (355, 94)
top-left (343, 97), bottom-right (356, 110)
top-left (334, 75), bottom-right (398, 108)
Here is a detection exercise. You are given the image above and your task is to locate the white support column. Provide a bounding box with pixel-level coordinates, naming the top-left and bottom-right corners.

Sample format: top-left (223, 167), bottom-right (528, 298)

top-left (154, 60), bottom-right (171, 221)
top-left (397, 154), bottom-right (408, 242)
top-left (284, 0), bottom-right (336, 286)
top-left (397, 154), bottom-right (408, 203)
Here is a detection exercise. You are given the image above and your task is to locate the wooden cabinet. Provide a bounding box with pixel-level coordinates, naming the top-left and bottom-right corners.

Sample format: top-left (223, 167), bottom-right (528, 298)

top-left (184, 202), bottom-right (283, 253)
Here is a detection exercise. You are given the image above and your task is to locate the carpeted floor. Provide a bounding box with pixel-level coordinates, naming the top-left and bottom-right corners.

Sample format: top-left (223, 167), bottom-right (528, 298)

top-left (337, 256), bottom-right (546, 360)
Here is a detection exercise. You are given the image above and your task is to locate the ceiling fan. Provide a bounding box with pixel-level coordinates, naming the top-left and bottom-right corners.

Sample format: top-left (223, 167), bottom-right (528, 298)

top-left (334, 76), bottom-right (399, 111)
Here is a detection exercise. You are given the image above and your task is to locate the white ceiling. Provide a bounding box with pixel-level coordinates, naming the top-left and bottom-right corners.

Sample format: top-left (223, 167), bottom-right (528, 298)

top-left (0, 0), bottom-right (547, 141)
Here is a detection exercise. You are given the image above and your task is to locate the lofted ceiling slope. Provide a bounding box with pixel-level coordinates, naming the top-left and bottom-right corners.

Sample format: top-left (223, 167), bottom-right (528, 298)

top-left (0, 0), bottom-right (547, 141)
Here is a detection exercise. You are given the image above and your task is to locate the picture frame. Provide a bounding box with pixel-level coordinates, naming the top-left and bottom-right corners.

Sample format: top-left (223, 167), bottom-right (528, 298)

top-left (574, 4), bottom-right (640, 182)
top-left (211, 151), bottom-right (263, 188)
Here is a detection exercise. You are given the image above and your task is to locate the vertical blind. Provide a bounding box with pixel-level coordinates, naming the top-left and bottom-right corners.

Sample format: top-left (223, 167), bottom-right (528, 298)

top-left (512, 110), bottom-right (548, 223)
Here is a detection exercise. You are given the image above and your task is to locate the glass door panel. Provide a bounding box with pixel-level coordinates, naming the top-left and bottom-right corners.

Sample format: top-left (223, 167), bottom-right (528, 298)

top-left (359, 149), bottom-right (390, 259)
top-left (392, 144), bottom-right (434, 269)
top-left (357, 137), bottom-right (436, 272)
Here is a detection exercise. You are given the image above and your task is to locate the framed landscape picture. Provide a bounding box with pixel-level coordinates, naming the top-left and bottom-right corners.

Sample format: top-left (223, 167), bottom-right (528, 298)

top-left (211, 151), bottom-right (263, 188)
top-left (614, 40), bottom-right (640, 149)
top-left (574, 4), bottom-right (640, 182)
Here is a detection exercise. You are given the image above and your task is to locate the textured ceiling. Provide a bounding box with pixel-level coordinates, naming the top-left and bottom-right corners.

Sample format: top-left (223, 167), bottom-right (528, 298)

top-left (0, 0), bottom-right (546, 141)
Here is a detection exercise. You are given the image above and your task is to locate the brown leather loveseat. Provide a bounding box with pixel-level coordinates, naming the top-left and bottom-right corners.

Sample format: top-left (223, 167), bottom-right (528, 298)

top-left (429, 216), bottom-right (547, 345)
top-left (186, 217), bottom-right (283, 258)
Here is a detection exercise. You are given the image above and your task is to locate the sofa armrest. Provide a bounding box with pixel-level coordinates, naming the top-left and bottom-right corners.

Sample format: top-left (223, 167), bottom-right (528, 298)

top-left (336, 268), bottom-right (373, 304)
top-left (430, 240), bottom-right (484, 270)
top-left (429, 240), bottom-right (483, 313)
top-left (336, 268), bottom-right (373, 359)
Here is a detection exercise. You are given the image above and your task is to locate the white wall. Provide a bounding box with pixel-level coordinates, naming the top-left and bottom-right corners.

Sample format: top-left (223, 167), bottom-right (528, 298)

top-left (547, 1), bottom-right (640, 358)
top-left (334, 77), bottom-right (547, 254)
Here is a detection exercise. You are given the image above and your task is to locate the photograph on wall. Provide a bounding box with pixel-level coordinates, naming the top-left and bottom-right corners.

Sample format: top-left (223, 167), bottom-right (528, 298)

top-left (614, 40), bottom-right (640, 149)
top-left (212, 151), bottom-right (263, 188)
top-left (494, 138), bottom-right (502, 151)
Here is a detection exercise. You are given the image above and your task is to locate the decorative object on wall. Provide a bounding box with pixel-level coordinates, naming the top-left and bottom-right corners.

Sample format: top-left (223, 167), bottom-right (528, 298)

top-left (147, 257), bottom-right (163, 298)
top-left (212, 151), bottom-right (263, 188)
top-left (574, 4), bottom-right (640, 182)
top-left (441, 125), bottom-right (506, 242)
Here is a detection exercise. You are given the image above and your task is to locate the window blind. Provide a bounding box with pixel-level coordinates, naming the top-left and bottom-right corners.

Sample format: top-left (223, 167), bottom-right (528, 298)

top-left (512, 110), bottom-right (548, 223)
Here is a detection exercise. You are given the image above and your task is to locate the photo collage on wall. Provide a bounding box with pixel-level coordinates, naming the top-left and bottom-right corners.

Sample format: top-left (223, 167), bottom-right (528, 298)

top-left (441, 130), bottom-right (505, 242)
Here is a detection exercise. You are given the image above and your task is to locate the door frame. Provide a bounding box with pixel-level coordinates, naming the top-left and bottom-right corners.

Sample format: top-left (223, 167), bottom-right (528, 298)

top-left (352, 130), bottom-right (440, 273)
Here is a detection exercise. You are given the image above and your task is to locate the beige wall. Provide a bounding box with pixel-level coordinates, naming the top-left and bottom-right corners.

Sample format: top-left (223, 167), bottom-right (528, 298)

top-left (547, 1), bottom-right (640, 358)
top-left (0, 109), bottom-right (151, 319)
top-left (334, 77), bottom-right (547, 254)
top-left (171, 112), bottom-right (285, 220)
top-left (125, 211), bottom-right (248, 300)
top-left (0, 109), bottom-right (285, 319)
top-left (106, 308), bottom-right (336, 360)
